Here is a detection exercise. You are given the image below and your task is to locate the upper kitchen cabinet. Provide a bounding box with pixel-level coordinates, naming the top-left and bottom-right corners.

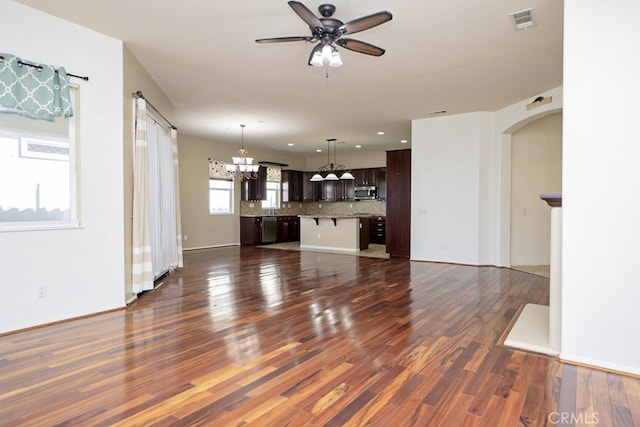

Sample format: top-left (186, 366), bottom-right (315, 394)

top-left (354, 169), bottom-right (378, 187)
top-left (281, 169), bottom-right (304, 202)
top-left (321, 179), bottom-right (355, 202)
top-left (354, 168), bottom-right (386, 192)
top-left (302, 172), bottom-right (322, 201)
top-left (340, 178), bottom-right (355, 200)
top-left (240, 166), bottom-right (267, 201)
top-left (375, 168), bottom-right (386, 200)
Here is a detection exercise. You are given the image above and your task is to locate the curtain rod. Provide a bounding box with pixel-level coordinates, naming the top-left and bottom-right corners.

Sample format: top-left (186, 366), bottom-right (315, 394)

top-left (133, 90), bottom-right (177, 130)
top-left (0, 55), bottom-right (89, 81)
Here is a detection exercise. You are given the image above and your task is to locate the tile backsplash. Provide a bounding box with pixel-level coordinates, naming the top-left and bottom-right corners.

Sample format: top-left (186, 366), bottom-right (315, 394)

top-left (240, 200), bottom-right (386, 217)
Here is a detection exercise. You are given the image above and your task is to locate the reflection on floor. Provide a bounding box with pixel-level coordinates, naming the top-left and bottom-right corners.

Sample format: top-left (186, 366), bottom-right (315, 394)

top-left (260, 243), bottom-right (551, 276)
top-left (258, 242), bottom-right (390, 259)
top-left (511, 265), bottom-right (550, 278)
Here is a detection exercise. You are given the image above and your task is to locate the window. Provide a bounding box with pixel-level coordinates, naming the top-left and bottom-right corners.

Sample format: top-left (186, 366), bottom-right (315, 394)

top-left (0, 88), bottom-right (78, 231)
top-left (261, 181), bottom-right (281, 210)
top-left (209, 178), bottom-right (234, 215)
top-left (261, 167), bottom-right (281, 210)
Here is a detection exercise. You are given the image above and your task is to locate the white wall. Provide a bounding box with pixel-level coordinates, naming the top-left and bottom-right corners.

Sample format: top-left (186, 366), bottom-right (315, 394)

top-left (411, 88), bottom-right (563, 268)
top-left (561, 0), bottom-right (640, 375)
top-left (411, 112), bottom-right (493, 264)
top-left (0, 1), bottom-right (125, 333)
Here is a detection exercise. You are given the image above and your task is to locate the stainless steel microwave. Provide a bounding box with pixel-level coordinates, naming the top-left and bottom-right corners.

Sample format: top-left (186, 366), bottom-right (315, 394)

top-left (354, 186), bottom-right (377, 200)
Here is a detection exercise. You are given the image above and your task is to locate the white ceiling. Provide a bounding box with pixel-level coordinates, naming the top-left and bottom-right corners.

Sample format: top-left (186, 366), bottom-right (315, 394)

top-left (15, 0), bottom-right (563, 157)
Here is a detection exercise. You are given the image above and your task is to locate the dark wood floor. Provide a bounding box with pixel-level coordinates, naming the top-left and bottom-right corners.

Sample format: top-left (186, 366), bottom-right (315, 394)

top-left (1, 247), bottom-right (639, 426)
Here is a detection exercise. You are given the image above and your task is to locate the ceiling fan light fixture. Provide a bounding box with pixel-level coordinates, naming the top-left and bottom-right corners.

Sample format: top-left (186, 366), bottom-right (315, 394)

top-left (329, 49), bottom-right (343, 67)
top-left (310, 50), bottom-right (324, 67)
top-left (256, 2), bottom-right (392, 68)
top-left (321, 44), bottom-right (332, 61)
top-left (310, 43), bottom-right (342, 67)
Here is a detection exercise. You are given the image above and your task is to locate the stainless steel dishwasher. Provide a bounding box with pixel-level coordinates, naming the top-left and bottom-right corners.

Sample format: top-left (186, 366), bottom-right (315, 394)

top-left (261, 216), bottom-right (277, 244)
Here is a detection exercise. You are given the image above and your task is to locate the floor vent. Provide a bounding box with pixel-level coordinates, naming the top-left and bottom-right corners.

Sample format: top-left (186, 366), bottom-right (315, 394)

top-left (509, 8), bottom-right (535, 30)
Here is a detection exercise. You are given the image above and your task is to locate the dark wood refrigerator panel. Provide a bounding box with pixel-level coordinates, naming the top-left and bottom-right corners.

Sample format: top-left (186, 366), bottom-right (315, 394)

top-left (386, 149), bottom-right (411, 258)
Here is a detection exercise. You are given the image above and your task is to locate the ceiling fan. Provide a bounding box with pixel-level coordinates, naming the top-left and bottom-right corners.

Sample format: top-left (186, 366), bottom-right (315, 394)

top-left (255, 1), bottom-right (392, 67)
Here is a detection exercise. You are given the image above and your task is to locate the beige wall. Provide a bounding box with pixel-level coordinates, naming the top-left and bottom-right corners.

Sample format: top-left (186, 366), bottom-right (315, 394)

top-left (178, 133), bottom-right (307, 250)
top-left (123, 46), bottom-right (176, 301)
top-left (305, 149), bottom-right (386, 170)
top-left (510, 112), bottom-right (562, 265)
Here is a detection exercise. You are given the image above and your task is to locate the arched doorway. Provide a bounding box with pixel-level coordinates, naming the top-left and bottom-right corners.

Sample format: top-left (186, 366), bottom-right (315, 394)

top-left (509, 112), bottom-right (562, 275)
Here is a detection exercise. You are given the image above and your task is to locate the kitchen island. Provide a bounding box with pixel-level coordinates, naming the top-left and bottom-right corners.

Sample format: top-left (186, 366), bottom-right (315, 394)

top-left (299, 215), bottom-right (370, 252)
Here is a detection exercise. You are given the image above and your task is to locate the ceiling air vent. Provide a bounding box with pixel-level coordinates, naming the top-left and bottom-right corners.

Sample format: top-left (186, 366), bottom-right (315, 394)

top-left (509, 8), bottom-right (535, 30)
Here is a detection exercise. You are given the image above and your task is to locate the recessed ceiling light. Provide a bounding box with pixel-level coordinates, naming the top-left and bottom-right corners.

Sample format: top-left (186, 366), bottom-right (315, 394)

top-left (355, 144), bottom-right (362, 148)
top-left (401, 140), bottom-right (408, 144)
top-left (316, 149), bottom-right (322, 153)
top-left (377, 131), bottom-right (384, 135)
top-left (287, 143), bottom-right (294, 147)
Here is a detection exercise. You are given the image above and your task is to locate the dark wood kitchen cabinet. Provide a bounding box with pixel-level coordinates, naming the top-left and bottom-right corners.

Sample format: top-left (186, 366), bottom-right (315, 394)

top-left (321, 180), bottom-right (336, 201)
top-left (240, 166), bottom-right (267, 201)
top-left (376, 169), bottom-right (387, 200)
top-left (281, 169), bottom-right (303, 202)
top-left (320, 179), bottom-right (355, 201)
top-left (359, 217), bottom-right (370, 250)
top-left (386, 149), bottom-right (411, 258)
top-left (338, 179), bottom-right (355, 200)
top-left (276, 215), bottom-right (299, 242)
top-left (370, 216), bottom-right (386, 244)
top-left (353, 168), bottom-right (386, 199)
top-left (302, 172), bottom-right (322, 201)
top-left (354, 169), bottom-right (378, 187)
top-left (240, 216), bottom-right (262, 246)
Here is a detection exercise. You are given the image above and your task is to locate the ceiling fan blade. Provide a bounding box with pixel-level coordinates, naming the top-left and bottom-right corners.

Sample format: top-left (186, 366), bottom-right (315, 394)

top-left (337, 11), bottom-right (393, 36)
top-left (288, 1), bottom-right (325, 31)
top-left (336, 38), bottom-right (386, 56)
top-left (256, 36), bottom-right (313, 44)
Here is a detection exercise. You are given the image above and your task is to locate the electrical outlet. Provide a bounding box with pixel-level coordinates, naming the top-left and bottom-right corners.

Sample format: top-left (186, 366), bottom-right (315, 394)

top-left (184, 234), bottom-right (188, 241)
top-left (37, 285), bottom-right (47, 299)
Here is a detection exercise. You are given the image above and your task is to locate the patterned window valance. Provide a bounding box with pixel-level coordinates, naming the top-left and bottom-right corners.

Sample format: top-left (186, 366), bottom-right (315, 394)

top-left (209, 158), bottom-right (232, 180)
top-left (266, 166), bottom-right (281, 182)
top-left (0, 53), bottom-right (73, 121)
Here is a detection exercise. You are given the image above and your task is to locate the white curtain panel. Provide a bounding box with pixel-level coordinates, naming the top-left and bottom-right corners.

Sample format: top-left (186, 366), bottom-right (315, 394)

top-left (147, 120), bottom-right (181, 278)
top-left (172, 128), bottom-right (184, 269)
top-left (133, 97), bottom-right (183, 292)
top-left (132, 98), bottom-right (153, 293)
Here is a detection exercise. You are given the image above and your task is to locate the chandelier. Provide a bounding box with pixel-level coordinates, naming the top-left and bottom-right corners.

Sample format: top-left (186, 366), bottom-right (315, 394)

top-left (310, 138), bottom-right (354, 181)
top-left (226, 124), bottom-right (259, 180)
